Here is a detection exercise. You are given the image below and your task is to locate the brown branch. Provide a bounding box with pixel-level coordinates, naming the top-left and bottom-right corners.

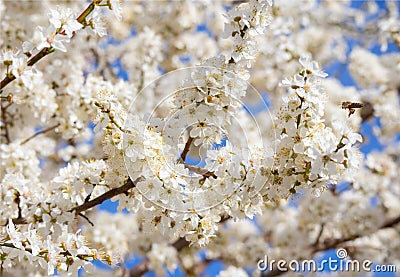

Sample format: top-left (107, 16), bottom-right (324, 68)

top-left (7, 177), bottom-right (143, 226)
top-left (0, 243), bottom-right (34, 254)
top-left (0, 1), bottom-right (97, 91)
top-left (311, 223), bottom-right (324, 247)
top-left (177, 136), bottom-right (217, 179)
top-left (262, 213), bottom-right (400, 277)
top-left (381, 214), bottom-right (400, 228)
top-left (70, 176), bottom-right (143, 215)
top-left (76, 1), bottom-right (96, 24)
top-left (1, 242), bottom-right (93, 261)
top-left (78, 212), bottom-right (94, 226)
top-left (183, 163), bottom-right (217, 179)
top-left (0, 75), bottom-right (15, 92)
top-left (180, 136), bottom-right (194, 162)
top-left (20, 123), bottom-right (60, 145)
top-left (11, 218), bottom-right (27, 225)
top-left (311, 213), bottom-right (400, 253)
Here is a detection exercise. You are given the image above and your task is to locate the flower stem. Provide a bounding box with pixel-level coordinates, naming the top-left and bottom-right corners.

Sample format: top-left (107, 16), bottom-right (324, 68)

top-left (0, 1), bottom-right (97, 91)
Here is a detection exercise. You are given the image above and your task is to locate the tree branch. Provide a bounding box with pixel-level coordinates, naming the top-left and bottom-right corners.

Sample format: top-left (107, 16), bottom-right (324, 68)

top-left (20, 123), bottom-right (60, 145)
top-left (311, 214), bottom-right (400, 253)
top-left (183, 163), bottom-right (217, 179)
top-left (177, 136), bottom-right (217, 178)
top-left (8, 177), bottom-right (144, 226)
top-left (178, 135), bottom-right (217, 178)
top-left (262, 213), bottom-right (400, 277)
top-left (0, 1), bottom-right (97, 91)
top-left (70, 176), bottom-right (144, 215)
top-left (381, 214), bottom-right (400, 229)
top-left (311, 223), bottom-right (325, 247)
top-left (1, 242), bottom-right (94, 261)
top-left (78, 212), bottom-right (94, 226)
top-left (180, 136), bottom-right (194, 162)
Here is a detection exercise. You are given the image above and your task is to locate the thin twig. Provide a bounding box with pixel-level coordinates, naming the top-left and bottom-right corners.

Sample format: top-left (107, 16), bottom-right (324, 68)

top-left (0, 1), bottom-right (97, 91)
top-left (78, 212), bottom-right (94, 226)
top-left (1, 242), bottom-right (92, 261)
top-left (178, 136), bottom-right (217, 178)
top-left (311, 223), bottom-right (325, 247)
top-left (20, 123), bottom-right (60, 145)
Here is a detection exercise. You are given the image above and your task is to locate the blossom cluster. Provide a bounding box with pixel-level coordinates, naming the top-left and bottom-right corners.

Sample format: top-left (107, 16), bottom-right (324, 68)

top-left (90, 1), bottom-right (277, 251)
top-left (267, 55), bottom-right (363, 200)
top-left (1, 0), bottom-right (399, 276)
top-left (214, 147), bottom-right (399, 275)
top-left (0, 0), bottom-right (121, 90)
top-left (3, 220), bottom-right (108, 276)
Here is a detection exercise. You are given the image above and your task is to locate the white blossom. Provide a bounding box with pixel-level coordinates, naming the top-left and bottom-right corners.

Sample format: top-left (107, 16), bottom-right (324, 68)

top-left (1, 1), bottom-right (399, 276)
top-left (48, 6), bottom-right (82, 38)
